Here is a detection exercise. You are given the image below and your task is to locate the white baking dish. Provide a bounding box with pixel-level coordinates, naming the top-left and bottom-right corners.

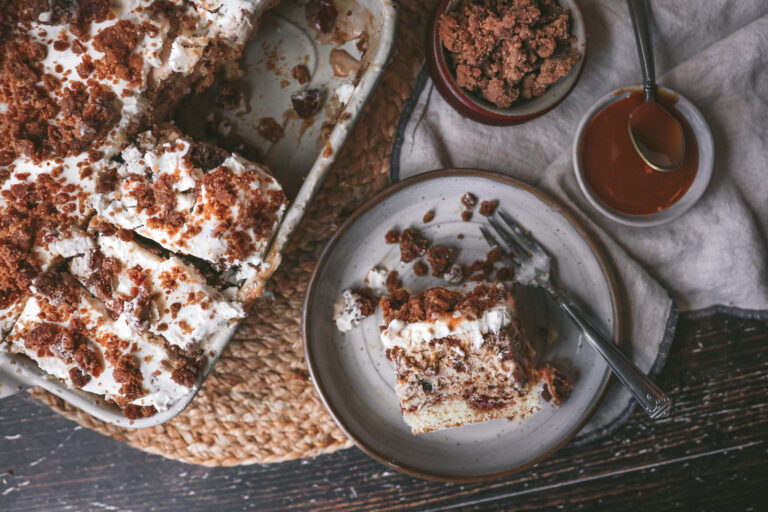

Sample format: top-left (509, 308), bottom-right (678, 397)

top-left (0, 0), bottom-right (397, 428)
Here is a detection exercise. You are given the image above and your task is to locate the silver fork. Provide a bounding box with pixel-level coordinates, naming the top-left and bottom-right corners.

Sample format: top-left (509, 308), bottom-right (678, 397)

top-left (481, 211), bottom-right (672, 420)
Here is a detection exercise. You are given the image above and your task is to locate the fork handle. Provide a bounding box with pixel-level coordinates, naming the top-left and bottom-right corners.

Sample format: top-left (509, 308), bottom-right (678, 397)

top-left (559, 301), bottom-right (672, 419)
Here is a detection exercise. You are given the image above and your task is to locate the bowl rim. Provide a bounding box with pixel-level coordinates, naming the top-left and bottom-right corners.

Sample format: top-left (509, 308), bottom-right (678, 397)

top-left (302, 168), bottom-right (620, 483)
top-left (426, 0), bottom-right (588, 126)
top-left (572, 85), bottom-right (715, 227)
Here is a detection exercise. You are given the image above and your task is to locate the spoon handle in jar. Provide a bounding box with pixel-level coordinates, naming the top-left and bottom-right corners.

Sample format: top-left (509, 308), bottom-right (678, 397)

top-left (627, 0), bottom-right (656, 102)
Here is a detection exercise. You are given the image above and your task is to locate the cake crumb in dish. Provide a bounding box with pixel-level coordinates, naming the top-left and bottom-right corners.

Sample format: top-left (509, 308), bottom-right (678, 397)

top-left (257, 117), bottom-right (284, 142)
top-left (480, 200), bottom-right (499, 217)
top-left (292, 64), bottom-right (311, 84)
top-left (291, 89), bottom-right (323, 119)
top-left (423, 210), bottom-right (435, 223)
top-left (334, 288), bottom-right (376, 332)
top-left (426, 246), bottom-right (455, 277)
top-left (399, 228), bottom-right (430, 263)
top-left (306, 0), bottom-right (339, 34)
top-left (461, 211), bottom-right (473, 222)
top-left (438, 0), bottom-right (583, 108)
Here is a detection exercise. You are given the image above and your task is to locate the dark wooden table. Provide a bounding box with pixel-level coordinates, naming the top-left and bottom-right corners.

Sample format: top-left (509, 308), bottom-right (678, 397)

top-left (1, 310), bottom-right (766, 511)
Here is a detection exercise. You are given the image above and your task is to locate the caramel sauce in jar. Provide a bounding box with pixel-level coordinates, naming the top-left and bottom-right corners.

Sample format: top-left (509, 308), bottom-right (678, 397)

top-left (580, 89), bottom-right (699, 215)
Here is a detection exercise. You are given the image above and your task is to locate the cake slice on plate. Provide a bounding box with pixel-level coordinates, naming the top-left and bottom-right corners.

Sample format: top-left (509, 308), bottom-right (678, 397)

top-left (379, 283), bottom-right (555, 434)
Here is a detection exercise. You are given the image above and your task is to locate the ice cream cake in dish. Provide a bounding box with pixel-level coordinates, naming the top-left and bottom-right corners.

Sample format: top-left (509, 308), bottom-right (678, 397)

top-left (379, 283), bottom-right (562, 434)
top-left (93, 125), bottom-right (287, 291)
top-left (5, 272), bottom-right (196, 418)
top-left (0, 0), bottom-right (286, 419)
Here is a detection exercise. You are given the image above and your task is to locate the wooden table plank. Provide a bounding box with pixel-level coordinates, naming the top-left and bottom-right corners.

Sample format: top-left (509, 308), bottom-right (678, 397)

top-left (1, 311), bottom-right (766, 512)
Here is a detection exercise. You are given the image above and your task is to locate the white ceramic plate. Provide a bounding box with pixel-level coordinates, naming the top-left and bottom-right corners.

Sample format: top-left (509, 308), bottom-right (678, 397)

top-left (572, 85), bottom-right (714, 227)
top-left (303, 170), bottom-right (619, 481)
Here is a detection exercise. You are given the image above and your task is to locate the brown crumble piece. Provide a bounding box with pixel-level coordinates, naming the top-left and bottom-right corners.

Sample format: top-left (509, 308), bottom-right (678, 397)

top-left (171, 352), bottom-right (206, 387)
top-left (486, 247), bottom-right (504, 264)
top-left (413, 261), bottom-right (428, 277)
top-left (306, 0), bottom-right (339, 33)
top-left (468, 259), bottom-right (494, 277)
top-left (256, 117), bottom-right (284, 142)
top-left (426, 246), bottom-right (455, 277)
top-left (399, 228), bottom-right (430, 263)
top-left (291, 88), bottom-right (322, 118)
top-left (380, 283), bottom-right (507, 325)
top-left (479, 200), bottom-right (499, 217)
top-left (353, 288), bottom-right (378, 317)
top-left (292, 64), bottom-right (311, 84)
top-left (386, 270), bottom-right (401, 295)
top-left (422, 210), bottom-right (435, 223)
top-left (216, 81), bottom-right (247, 111)
top-left (496, 266), bottom-right (515, 282)
top-left (457, 234), bottom-right (464, 239)
top-left (385, 229), bottom-right (400, 244)
top-left (438, 0), bottom-right (582, 108)
top-left (123, 404), bottom-right (157, 420)
top-left (461, 211), bottom-right (473, 222)
top-left (461, 193), bottom-right (477, 210)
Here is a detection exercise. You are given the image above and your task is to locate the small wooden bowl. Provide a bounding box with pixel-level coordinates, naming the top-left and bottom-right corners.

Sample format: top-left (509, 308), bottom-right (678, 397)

top-left (426, 0), bottom-right (588, 126)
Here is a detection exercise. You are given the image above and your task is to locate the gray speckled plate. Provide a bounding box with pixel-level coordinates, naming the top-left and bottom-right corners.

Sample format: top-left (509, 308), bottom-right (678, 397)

top-left (303, 169), bottom-right (619, 481)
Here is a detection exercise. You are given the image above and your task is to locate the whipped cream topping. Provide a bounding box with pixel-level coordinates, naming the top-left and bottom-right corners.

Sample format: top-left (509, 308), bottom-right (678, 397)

top-left (69, 225), bottom-right (243, 351)
top-left (6, 280), bottom-right (192, 412)
top-left (364, 267), bottom-right (389, 294)
top-left (334, 290), bottom-right (366, 332)
top-left (193, 0), bottom-right (270, 44)
top-left (94, 130), bottom-right (287, 284)
top-left (380, 303), bottom-right (513, 350)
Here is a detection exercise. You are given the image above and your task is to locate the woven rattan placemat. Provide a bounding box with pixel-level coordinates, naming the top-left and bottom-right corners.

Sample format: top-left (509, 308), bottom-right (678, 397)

top-left (28, 0), bottom-right (435, 466)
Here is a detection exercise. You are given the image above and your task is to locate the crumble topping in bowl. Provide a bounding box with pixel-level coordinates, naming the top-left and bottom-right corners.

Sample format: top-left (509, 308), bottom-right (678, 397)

top-left (438, 0), bottom-right (582, 108)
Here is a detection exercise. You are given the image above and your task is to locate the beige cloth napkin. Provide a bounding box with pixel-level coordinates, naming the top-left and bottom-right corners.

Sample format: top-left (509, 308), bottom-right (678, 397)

top-left (392, 0), bottom-right (768, 442)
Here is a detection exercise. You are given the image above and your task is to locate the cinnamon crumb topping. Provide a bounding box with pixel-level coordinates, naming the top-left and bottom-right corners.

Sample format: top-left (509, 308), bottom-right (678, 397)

top-left (170, 351), bottom-right (206, 387)
top-left (381, 284), bottom-right (508, 325)
top-left (479, 200), bottom-right (499, 217)
top-left (426, 245), bottom-right (455, 277)
top-left (122, 404), bottom-right (157, 419)
top-left (413, 261), bottom-right (428, 277)
top-left (399, 228), bottom-right (430, 263)
top-left (385, 229), bottom-right (400, 244)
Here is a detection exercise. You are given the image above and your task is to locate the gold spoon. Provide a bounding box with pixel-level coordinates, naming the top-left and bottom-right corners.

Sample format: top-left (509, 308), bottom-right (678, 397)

top-left (626, 0), bottom-right (686, 172)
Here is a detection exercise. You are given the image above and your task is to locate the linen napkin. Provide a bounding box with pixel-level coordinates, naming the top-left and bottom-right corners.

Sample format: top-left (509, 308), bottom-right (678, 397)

top-left (392, 0), bottom-right (768, 442)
